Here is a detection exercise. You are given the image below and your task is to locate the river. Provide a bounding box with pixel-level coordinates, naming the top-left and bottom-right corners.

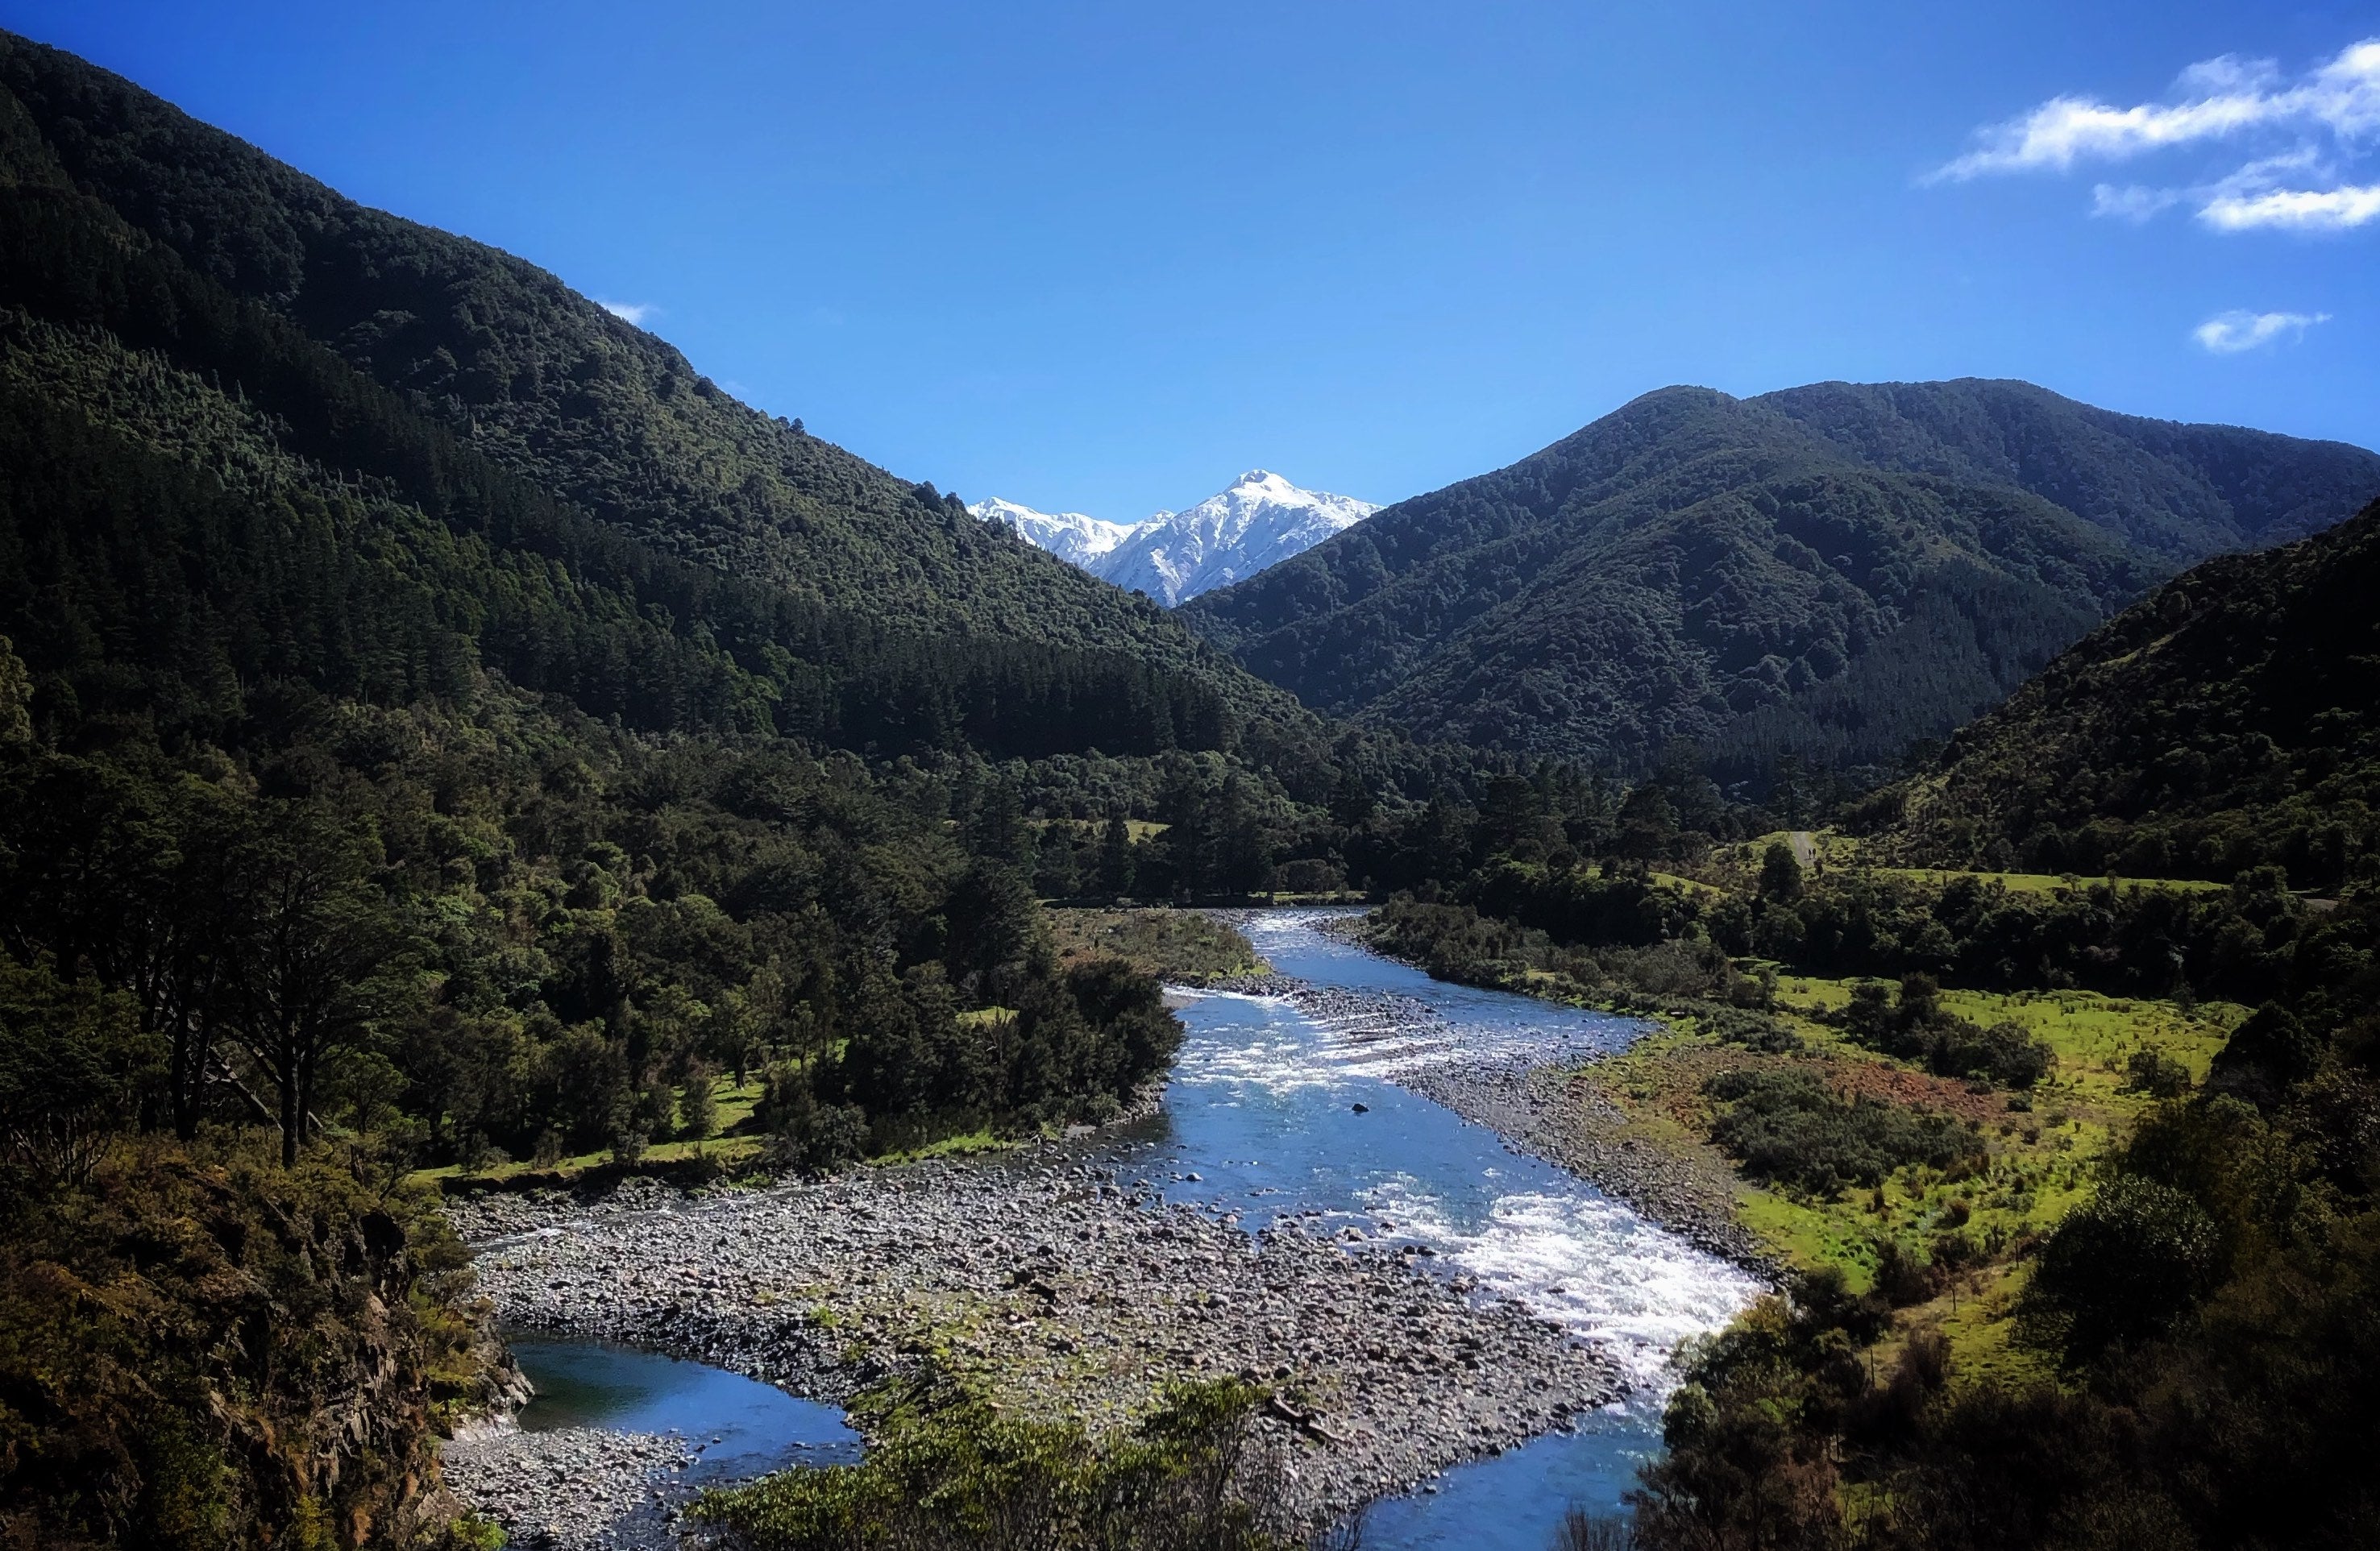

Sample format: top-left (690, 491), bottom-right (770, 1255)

top-left (1115, 909), bottom-right (1759, 1546)
top-left (506, 907), bottom-right (1760, 1549)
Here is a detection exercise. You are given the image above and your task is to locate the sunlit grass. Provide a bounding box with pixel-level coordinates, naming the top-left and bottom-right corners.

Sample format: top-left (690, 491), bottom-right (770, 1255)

top-left (1577, 974), bottom-right (2235, 1381)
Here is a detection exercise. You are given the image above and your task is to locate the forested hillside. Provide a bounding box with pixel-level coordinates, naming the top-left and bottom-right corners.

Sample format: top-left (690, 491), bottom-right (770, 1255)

top-left (0, 29), bottom-right (1310, 740)
top-left (1863, 497), bottom-right (2380, 891)
top-left (0, 35), bottom-right (1335, 1543)
top-left (1333, 482), bottom-right (2380, 1545)
top-left (1183, 380), bottom-right (2380, 781)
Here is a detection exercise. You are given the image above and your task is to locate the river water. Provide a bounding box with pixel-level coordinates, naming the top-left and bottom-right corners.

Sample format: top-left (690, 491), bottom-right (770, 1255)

top-left (1114, 909), bottom-right (1760, 1549)
top-left (511, 907), bottom-right (1759, 1549)
top-left (511, 1337), bottom-right (862, 1480)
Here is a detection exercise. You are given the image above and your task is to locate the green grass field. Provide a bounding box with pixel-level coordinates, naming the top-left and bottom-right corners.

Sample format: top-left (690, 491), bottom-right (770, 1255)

top-left (410, 1076), bottom-right (771, 1186)
top-left (1868, 865), bottom-right (2226, 897)
top-left (1725, 831), bottom-right (2229, 897)
top-left (1572, 975), bottom-right (2244, 1386)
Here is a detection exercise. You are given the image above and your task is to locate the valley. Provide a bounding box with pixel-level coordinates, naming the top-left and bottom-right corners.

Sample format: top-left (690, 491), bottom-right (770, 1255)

top-left (2, 17), bottom-right (2378, 1551)
top-left (436, 910), bottom-right (1761, 1549)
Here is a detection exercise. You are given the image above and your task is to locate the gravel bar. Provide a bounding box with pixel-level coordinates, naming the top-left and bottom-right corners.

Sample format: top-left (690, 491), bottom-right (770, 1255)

top-left (448, 1155), bottom-right (1621, 1532)
top-left (442, 1423), bottom-right (713, 1551)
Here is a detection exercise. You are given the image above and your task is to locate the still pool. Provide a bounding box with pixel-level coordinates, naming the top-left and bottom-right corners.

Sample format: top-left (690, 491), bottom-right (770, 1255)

top-left (509, 1338), bottom-right (862, 1481)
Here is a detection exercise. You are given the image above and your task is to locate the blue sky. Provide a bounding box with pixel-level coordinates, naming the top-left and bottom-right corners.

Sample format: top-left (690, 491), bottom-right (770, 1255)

top-left (6, 1), bottom-right (2375, 519)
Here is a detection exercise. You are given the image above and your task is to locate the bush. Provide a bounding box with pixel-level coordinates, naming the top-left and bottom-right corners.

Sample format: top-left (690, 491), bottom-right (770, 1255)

top-left (756, 1067), bottom-right (868, 1176)
top-left (678, 1065), bottom-right (720, 1139)
top-left (2125, 1049), bottom-right (2193, 1099)
top-left (0, 1135), bottom-right (488, 1549)
top-left (2025, 1173), bottom-right (2221, 1360)
top-left (1872, 1238), bottom-right (1937, 1307)
top-left (1840, 981), bottom-right (2053, 1089)
top-left (1933, 1019), bottom-right (2055, 1089)
top-left (1705, 1068), bottom-right (1984, 1196)
top-left (1552, 1508), bottom-right (1638, 1550)
top-left (692, 1370), bottom-right (1297, 1551)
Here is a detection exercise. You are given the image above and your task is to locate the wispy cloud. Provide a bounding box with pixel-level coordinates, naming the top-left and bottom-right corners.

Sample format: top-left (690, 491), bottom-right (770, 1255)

top-left (598, 300), bottom-right (657, 326)
top-left (2192, 309), bottom-right (2330, 353)
top-left (2200, 181), bottom-right (2380, 230)
top-left (2090, 183), bottom-right (2181, 222)
top-left (1932, 38), bottom-right (2380, 233)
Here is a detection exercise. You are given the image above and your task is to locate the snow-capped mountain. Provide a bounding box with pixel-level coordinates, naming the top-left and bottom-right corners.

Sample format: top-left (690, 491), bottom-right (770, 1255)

top-left (972, 471), bottom-right (1378, 604)
top-left (967, 496), bottom-right (1146, 569)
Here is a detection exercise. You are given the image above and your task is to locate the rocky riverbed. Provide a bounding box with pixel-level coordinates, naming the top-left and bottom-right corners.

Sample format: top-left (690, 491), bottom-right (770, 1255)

top-left (441, 910), bottom-right (1776, 1546)
top-left (447, 1153), bottom-right (1622, 1537)
top-left (442, 1423), bottom-right (709, 1551)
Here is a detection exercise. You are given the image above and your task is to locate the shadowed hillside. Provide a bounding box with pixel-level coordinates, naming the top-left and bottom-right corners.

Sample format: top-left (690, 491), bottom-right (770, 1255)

top-left (1864, 496), bottom-right (2380, 890)
top-left (0, 29), bottom-right (1311, 744)
top-left (1184, 380), bottom-right (2380, 779)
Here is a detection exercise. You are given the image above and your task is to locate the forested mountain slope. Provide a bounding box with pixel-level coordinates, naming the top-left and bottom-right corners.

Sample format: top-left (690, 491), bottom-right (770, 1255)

top-left (0, 30), bottom-right (1305, 736)
top-left (1865, 496), bottom-right (2380, 890)
top-left (1182, 380), bottom-right (2380, 778)
top-left (0, 34), bottom-right (1242, 1532)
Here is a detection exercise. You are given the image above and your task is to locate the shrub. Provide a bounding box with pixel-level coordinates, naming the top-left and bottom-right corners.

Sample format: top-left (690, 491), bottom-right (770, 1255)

top-left (2125, 1049), bottom-right (2192, 1099)
top-left (693, 1371), bottom-right (1296, 1551)
top-left (678, 1065), bottom-right (720, 1139)
top-left (756, 1067), bottom-right (868, 1176)
top-left (1933, 1019), bottom-right (2055, 1089)
top-left (1840, 981), bottom-right (2053, 1089)
top-left (2025, 1173), bottom-right (2220, 1360)
top-left (1704, 1068), bottom-right (1984, 1196)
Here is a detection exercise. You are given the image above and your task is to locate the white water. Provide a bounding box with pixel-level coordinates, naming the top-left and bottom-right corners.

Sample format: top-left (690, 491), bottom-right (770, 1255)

top-left (1112, 910), bottom-right (1762, 1545)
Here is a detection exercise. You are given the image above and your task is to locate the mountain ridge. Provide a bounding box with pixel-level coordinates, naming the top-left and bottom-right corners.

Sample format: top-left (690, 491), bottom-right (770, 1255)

top-left (0, 27), bottom-right (1323, 740)
top-left (969, 495), bottom-right (1145, 567)
top-left (1182, 379), bottom-right (2380, 777)
top-left (1863, 493), bottom-right (2380, 890)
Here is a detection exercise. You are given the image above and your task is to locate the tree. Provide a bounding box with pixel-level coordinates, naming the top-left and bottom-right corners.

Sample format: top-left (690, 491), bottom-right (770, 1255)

top-left (220, 806), bottom-right (413, 1167)
top-left (966, 779), bottom-right (1032, 865)
top-left (2025, 1173), bottom-right (2220, 1361)
top-left (1207, 776), bottom-right (1271, 894)
top-left (0, 760), bottom-right (243, 1140)
top-left (1759, 840), bottom-right (1805, 902)
top-left (1033, 822), bottom-right (1081, 898)
top-left (0, 953), bottom-right (158, 1185)
top-left (1097, 813), bottom-right (1136, 898)
top-left (678, 1060), bottom-right (719, 1139)
top-left (1614, 785), bottom-right (1678, 861)
top-left (1327, 765), bottom-right (1375, 828)
top-left (0, 634), bottom-right (30, 745)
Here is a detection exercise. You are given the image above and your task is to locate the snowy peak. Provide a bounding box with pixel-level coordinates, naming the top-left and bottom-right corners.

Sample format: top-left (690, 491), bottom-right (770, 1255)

top-left (1100, 472), bottom-right (1379, 605)
top-left (971, 473), bottom-right (1378, 603)
top-left (966, 496), bottom-right (1144, 568)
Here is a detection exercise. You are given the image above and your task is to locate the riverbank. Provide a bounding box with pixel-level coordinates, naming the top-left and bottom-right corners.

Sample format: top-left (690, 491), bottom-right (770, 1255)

top-left (448, 1151), bottom-right (1622, 1532)
top-left (1298, 907), bottom-right (2244, 1320)
top-left (1401, 1059), bottom-right (1772, 1271)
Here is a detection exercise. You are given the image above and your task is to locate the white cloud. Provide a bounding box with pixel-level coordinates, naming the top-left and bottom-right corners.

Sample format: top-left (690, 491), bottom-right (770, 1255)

top-left (1931, 91), bottom-right (2282, 182)
top-left (2091, 183), bottom-right (2181, 222)
top-left (2199, 181), bottom-right (2380, 230)
top-left (598, 300), bottom-right (656, 326)
top-left (1932, 38), bottom-right (2380, 234)
top-left (2174, 55), bottom-right (2282, 97)
top-left (2192, 309), bottom-right (2330, 353)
